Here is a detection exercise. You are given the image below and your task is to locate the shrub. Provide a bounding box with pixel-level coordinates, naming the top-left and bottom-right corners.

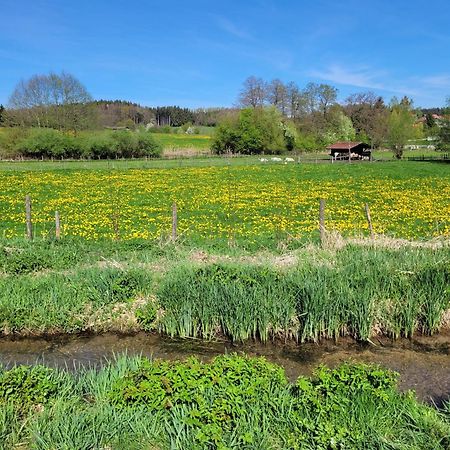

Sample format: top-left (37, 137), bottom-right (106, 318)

top-left (15, 128), bottom-right (83, 159)
top-left (0, 365), bottom-right (63, 406)
top-left (82, 132), bottom-right (115, 159)
top-left (135, 301), bottom-right (158, 331)
top-left (211, 107), bottom-right (291, 155)
top-left (0, 248), bottom-right (49, 274)
top-left (108, 354), bottom-right (287, 445)
top-left (0, 127), bottom-right (30, 159)
top-left (134, 132), bottom-right (162, 157)
top-left (81, 131), bottom-right (162, 159)
top-left (111, 131), bottom-right (135, 158)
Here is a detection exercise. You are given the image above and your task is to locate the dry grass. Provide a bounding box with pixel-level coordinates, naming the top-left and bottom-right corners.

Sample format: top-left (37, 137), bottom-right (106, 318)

top-left (162, 147), bottom-right (211, 158)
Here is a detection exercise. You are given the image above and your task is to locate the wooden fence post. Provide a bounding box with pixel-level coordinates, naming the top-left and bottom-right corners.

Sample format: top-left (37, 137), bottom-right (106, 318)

top-left (364, 203), bottom-right (374, 239)
top-left (319, 199), bottom-right (326, 246)
top-left (55, 211), bottom-right (61, 240)
top-left (112, 211), bottom-right (120, 241)
top-left (25, 194), bottom-right (33, 240)
top-left (172, 202), bottom-right (177, 241)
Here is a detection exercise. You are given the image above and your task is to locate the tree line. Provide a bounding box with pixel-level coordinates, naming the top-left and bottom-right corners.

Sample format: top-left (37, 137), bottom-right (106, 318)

top-left (232, 76), bottom-right (450, 156)
top-left (1, 71), bottom-right (449, 159)
top-left (2, 73), bottom-right (234, 131)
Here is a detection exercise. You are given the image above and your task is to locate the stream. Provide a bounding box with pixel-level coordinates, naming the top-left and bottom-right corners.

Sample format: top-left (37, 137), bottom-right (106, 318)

top-left (1, 332), bottom-right (449, 406)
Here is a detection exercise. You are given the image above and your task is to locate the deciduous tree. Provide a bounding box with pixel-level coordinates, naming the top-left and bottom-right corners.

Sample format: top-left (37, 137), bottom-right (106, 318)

top-left (266, 79), bottom-right (288, 115)
top-left (8, 72), bottom-right (94, 131)
top-left (212, 107), bottom-right (291, 154)
top-left (437, 97), bottom-right (450, 151)
top-left (344, 92), bottom-right (388, 147)
top-left (387, 99), bottom-right (417, 159)
top-left (238, 76), bottom-right (267, 108)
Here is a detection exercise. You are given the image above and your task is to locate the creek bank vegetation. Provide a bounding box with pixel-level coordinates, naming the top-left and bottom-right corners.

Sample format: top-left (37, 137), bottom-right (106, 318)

top-left (0, 239), bottom-right (448, 341)
top-left (0, 355), bottom-right (449, 449)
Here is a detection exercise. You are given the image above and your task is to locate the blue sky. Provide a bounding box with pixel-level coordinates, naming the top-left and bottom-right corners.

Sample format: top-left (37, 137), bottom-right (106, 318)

top-left (1, 0), bottom-right (450, 108)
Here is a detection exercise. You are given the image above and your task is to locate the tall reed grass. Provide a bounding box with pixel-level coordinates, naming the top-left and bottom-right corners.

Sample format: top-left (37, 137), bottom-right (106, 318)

top-left (157, 246), bottom-right (450, 342)
top-left (0, 267), bottom-right (152, 333)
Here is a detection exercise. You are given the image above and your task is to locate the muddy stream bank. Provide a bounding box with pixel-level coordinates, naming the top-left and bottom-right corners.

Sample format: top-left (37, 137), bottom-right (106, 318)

top-left (1, 332), bottom-right (449, 406)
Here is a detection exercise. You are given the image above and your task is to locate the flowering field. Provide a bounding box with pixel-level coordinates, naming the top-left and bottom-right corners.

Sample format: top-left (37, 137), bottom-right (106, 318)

top-left (0, 162), bottom-right (448, 243)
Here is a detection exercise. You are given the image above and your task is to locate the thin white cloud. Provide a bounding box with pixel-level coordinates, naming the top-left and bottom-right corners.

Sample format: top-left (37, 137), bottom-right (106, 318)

top-left (215, 16), bottom-right (253, 40)
top-left (421, 75), bottom-right (450, 89)
top-left (309, 64), bottom-right (420, 97)
top-left (309, 64), bottom-right (387, 90)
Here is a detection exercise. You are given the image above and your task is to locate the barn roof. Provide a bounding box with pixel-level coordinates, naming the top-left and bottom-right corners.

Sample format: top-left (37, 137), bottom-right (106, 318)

top-left (327, 141), bottom-right (369, 150)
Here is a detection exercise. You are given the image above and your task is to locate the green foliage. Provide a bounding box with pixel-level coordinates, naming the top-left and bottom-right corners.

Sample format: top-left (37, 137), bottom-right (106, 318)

top-left (0, 239), bottom-right (83, 275)
top-left (135, 301), bottom-right (158, 331)
top-left (1, 128), bottom-right (162, 160)
top-left (108, 354), bottom-right (288, 446)
top-left (0, 238), bottom-right (448, 342)
top-left (294, 131), bottom-right (319, 152)
top-left (158, 263), bottom-right (296, 341)
top-left (0, 365), bottom-right (63, 406)
top-left (288, 363), bottom-right (449, 449)
top-left (436, 101), bottom-right (450, 151)
top-left (133, 132), bottom-right (163, 157)
top-left (322, 110), bottom-right (357, 145)
top-left (0, 357), bottom-right (449, 449)
top-left (387, 105), bottom-right (417, 159)
top-left (89, 130), bottom-right (162, 159)
top-left (0, 247), bottom-right (48, 274)
top-left (82, 131), bottom-right (115, 158)
top-left (0, 127), bottom-right (30, 158)
top-left (157, 247), bottom-right (450, 343)
top-left (0, 267), bottom-right (152, 333)
top-left (211, 107), bottom-right (292, 154)
top-left (15, 128), bottom-right (83, 159)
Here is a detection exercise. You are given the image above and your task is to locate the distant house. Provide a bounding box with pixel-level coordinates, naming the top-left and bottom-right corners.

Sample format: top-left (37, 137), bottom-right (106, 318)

top-left (327, 142), bottom-right (372, 161)
top-left (416, 114), bottom-right (445, 127)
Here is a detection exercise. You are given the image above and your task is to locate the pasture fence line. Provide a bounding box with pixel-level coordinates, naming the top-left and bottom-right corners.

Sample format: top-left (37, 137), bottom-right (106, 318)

top-left (21, 195), bottom-right (378, 244)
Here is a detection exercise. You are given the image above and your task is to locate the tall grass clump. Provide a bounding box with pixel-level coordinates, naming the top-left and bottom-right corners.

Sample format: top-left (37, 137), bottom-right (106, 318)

top-left (0, 238), bottom-right (85, 274)
top-left (157, 246), bottom-right (450, 342)
top-left (0, 267), bottom-right (152, 334)
top-left (157, 263), bottom-right (296, 342)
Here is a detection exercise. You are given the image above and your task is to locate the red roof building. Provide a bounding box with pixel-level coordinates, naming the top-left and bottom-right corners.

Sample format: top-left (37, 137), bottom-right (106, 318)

top-left (327, 142), bottom-right (372, 161)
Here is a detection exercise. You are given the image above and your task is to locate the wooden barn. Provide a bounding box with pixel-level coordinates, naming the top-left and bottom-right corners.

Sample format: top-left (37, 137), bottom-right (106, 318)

top-left (327, 142), bottom-right (372, 161)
